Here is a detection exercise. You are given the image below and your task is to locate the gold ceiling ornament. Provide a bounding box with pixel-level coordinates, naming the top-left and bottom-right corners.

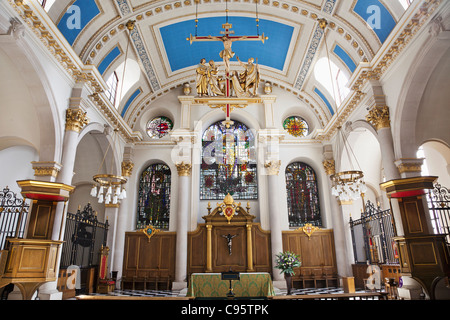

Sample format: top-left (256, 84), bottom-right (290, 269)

top-left (65, 108), bottom-right (89, 133)
top-left (322, 159), bottom-right (336, 176)
top-left (90, 129), bottom-right (128, 205)
top-left (142, 224), bottom-right (160, 242)
top-left (366, 106), bottom-right (391, 131)
top-left (176, 162), bottom-right (192, 176)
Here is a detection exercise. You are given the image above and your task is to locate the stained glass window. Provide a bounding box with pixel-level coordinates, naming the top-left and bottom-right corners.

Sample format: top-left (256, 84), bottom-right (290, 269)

top-left (285, 162), bottom-right (321, 227)
top-left (147, 117), bottom-right (173, 139)
top-left (200, 120), bottom-right (258, 200)
top-left (283, 116), bottom-right (309, 137)
top-left (137, 164), bottom-right (171, 230)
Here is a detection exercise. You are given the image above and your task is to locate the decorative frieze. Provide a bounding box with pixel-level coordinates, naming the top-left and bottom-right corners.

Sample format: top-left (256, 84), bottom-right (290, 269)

top-left (395, 158), bottom-right (424, 174)
top-left (31, 161), bottom-right (62, 179)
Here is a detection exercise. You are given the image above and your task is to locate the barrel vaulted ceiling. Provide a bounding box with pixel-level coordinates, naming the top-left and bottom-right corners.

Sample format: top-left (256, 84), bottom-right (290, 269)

top-left (45, 0), bottom-right (407, 128)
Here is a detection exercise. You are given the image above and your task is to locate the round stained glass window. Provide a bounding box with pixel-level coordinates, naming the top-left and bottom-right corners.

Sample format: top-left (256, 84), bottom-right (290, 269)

top-left (147, 116), bottom-right (173, 139)
top-left (283, 116), bottom-right (309, 137)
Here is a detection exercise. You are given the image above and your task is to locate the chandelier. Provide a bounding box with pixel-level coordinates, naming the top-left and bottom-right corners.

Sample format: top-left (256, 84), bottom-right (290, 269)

top-left (90, 129), bottom-right (127, 205)
top-left (318, 18), bottom-right (367, 202)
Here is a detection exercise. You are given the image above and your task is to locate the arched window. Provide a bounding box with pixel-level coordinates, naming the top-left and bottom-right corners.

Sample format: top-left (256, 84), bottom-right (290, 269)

top-left (314, 57), bottom-right (350, 107)
top-left (200, 120), bottom-right (258, 200)
top-left (147, 116), bottom-right (174, 139)
top-left (285, 162), bottom-right (321, 227)
top-left (283, 116), bottom-right (309, 137)
top-left (105, 71), bottom-right (119, 106)
top-left (137, 164), bottom-right (171, 230)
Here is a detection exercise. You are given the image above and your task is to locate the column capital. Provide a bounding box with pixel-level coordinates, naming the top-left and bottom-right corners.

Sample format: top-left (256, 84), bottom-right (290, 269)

top-left (65, 107), bottom-right (89, 133)
top-left (366, 106), bottom-right (390, 131)
top-left (31, 161), bottom-right (62, 180)
top-left (176, 162), bottom-right (192, 176)
top-left (264, 160), bottom-right (281, 176)
top-left (121, 161), bottom-right (134, 177)
top-left (322, 159), bottom-right (336, 176)
top-left (394, 158), bottom-right (424, 177)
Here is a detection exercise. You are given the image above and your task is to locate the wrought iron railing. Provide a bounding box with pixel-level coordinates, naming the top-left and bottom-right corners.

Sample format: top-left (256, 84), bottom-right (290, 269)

top-left (350, 200), bottom-right (398, 265)
top-left (0, 187), bottom-right (29, 250)
top-left (426, 183), bottom-right (450, 244)
top-left (60, 203), bottom-right (109, 269)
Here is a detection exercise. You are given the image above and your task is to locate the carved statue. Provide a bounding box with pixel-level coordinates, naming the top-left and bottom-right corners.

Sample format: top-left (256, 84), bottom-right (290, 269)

top-left (222, 233), bottom-right (237, 255)
top-left (236, 57), bottom-right (260, 96)
top-left (207, 60), bottom-right (225, 96)
top-left (196, 58), bottom-right (209, 96)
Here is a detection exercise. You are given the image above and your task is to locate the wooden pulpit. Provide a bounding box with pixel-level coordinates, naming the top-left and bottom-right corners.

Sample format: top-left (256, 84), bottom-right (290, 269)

top-left (0, 180), bottom-right (74, 300)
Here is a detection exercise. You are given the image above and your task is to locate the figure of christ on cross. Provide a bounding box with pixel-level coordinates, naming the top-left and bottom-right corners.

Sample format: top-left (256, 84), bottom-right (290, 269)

top-left (188, 23), bottom-right (267, 96)
top-left (189, 23), bottom-right (267, 126)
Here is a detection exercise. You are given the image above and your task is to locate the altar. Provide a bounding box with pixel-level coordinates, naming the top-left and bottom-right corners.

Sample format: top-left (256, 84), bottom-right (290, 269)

top-left (187, 273), bottom-right (275, 298)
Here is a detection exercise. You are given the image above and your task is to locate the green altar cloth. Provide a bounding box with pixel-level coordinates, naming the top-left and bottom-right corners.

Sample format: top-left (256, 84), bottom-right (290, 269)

top-left (187, 273), bottom-right (275, 298)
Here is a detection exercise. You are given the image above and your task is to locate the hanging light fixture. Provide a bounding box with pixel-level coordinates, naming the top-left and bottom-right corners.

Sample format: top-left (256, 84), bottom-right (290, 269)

top-left (89, 129), bottom-right (128, 205)
top-left (318, 18), bottom-right (367, 202)
top-left (90, 21), bottom-right (135, 204)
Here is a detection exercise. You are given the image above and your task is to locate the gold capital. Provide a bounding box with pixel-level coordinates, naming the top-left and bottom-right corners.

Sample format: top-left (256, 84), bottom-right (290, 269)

top-left (65, 108), bottom-right (89, 133)
top-left (31, 161), bottom-right (62, 178)
top-left (366, 106), bottom-right (390, 131)
top-left (322, 159), bottom-right (335, 176)
top-left (264, 160), bottom-right (281, 176)
top-left (176, 162), bottom-right (192, 176)
top-left (121, 161), bottom-right (134, 177)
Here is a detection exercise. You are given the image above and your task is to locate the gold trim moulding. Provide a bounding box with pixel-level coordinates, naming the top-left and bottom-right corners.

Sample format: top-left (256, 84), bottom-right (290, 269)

top-left (17, 180), bottom-right (75, 200)
top-left (380, 176), bottom-right (438, 194)
top-left (194, 97), bottom-right (262, 105)
top-left (93, 174), bottom-right (128, 186)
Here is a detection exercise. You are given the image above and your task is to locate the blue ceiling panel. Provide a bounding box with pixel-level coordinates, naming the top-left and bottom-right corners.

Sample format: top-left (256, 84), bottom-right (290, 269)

top-left (160, 16), bottom-right (294, 72)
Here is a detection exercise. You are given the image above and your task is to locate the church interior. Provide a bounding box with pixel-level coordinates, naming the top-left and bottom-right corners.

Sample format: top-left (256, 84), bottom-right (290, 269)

top-left (0, 0), bottom-right (449, 302)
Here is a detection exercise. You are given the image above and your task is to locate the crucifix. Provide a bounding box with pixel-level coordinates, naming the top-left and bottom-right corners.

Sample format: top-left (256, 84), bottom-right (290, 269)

top-left (188, 22), bottom-right (267, 127)
top-left (222, 233), bottom-right (237, 255)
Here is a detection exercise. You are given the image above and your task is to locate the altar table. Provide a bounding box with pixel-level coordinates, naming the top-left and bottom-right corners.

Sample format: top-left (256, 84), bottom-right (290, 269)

top-left (187, 273), bottom-right (275, 298)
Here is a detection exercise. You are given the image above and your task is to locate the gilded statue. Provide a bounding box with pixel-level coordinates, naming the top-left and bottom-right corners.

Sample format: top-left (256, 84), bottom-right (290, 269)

top-left (196, 58), bottom-right (209, 96)
top-left (208, 60), bottom-right (225, 96)
top-left (237, 57), bottom-right (260, 96)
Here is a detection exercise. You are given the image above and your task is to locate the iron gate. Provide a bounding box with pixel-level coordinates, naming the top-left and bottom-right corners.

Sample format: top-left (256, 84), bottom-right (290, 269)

top-left (350, 200), bottom-right (398, 265)
top-left (426, 183), bottom-right (450, 244)
top-left (60, 203), bottom-right (109, 269)
top-left (0, 187), bottom-right (29, 250)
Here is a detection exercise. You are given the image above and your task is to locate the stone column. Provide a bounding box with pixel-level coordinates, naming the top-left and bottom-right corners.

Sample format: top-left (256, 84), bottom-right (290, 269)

top-left (173, 162), bottom-right (192, 290)
top-left (112, 158), bottom-right (134, 281)
top-left (265, 160), bottom-right (284, 285)
top-left (322, 157), bottom-right (352, 278)
top-left (38, 107), bottom-right (88, 300)
top-left (366, 105), bottom-right (400, 181)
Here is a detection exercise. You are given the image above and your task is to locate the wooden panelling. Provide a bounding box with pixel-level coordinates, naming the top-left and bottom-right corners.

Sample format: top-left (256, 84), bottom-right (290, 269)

top-left (122, 232), bottom-right (176, 281)
top-left (187, 223), bottom-right (272, 275)
top-left (282, 229), bottom-right (338, 288)
top-left (27, 201), bottom-right (56, 240)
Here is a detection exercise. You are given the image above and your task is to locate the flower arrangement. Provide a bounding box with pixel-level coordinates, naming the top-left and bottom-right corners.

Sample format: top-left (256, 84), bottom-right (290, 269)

top-left (274, 251), bottom-right (301, 275)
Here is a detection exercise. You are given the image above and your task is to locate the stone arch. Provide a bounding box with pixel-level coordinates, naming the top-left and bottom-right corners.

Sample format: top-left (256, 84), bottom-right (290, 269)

top-left (0, 37), bottom-right (62, 164)
top-left (394, 30), bottom-right (450, 160)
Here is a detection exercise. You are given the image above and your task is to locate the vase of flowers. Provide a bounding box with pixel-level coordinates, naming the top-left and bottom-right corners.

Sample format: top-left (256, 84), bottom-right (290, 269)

top-left (274, 251), bottom-right (301, 295)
